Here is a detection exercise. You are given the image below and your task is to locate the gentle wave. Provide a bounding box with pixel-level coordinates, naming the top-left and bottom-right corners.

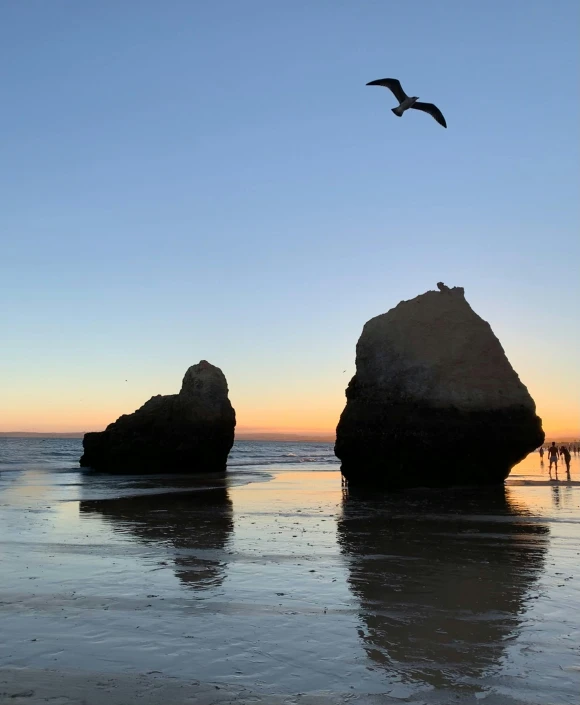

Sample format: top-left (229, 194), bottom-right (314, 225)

top-left (0, 438), bottom-right (339, 473)
top-left (228, 457), bottom-right (338, 468)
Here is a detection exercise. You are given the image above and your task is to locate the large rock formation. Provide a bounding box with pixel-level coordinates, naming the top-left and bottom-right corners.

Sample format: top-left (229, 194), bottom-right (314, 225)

top-left (80, 361), bottom-right (235, 473)
top-left (335, 284), bottom-right (544, 488)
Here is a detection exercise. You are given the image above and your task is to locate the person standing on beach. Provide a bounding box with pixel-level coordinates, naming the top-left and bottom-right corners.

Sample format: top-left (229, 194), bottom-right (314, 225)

top-left (539, 446), bottom-right (544, 462)
top-left (561, 446), bottom-right (571, 480)
top-left (548, 442), bottom-right (559, 480)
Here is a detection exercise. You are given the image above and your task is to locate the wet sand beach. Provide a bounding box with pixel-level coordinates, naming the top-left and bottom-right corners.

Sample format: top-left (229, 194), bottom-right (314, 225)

top-left (0, 441), bottom-right (579, 704)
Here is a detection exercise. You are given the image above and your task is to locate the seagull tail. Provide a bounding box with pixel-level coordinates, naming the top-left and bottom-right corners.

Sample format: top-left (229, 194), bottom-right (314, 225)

top-left (391, 106), bottom-right (404, 117)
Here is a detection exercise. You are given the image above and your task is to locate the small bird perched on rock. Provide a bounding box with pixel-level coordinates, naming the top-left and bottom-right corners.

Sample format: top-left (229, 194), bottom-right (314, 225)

top-left (366, 78), bottom-right (447, 128)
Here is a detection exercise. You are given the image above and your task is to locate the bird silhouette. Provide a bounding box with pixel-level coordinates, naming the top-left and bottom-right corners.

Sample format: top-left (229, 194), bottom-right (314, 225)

top-left (367, 78), bottom-right (447, 128)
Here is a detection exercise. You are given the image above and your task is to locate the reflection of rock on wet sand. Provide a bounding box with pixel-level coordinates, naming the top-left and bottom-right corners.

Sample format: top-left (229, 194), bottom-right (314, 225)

top-left (80, 487), bottom-right (233, 590)
top-left (337, 488), bottom-right (549, 691)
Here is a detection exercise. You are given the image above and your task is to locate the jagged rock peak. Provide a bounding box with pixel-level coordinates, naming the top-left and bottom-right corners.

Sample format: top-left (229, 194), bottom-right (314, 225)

top-left (181, 360), bottom-right (229, 396)
top-left (357, 284), bottom-right (535, 411)
top-left (436, 281), bottom-right (464, 295)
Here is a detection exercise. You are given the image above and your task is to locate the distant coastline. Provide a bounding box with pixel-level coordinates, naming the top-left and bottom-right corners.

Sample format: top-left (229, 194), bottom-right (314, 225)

top-left (0, 431), bottom-right (336, 442)
top-left (235, 432), bottom-right (335, 442)
top-left (0, 432), bottom-right (86, 438)
top-left (2, 431), bottom-right (575, 442)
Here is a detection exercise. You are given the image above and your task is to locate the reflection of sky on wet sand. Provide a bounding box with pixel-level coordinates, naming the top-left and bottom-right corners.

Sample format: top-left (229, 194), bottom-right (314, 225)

top-left (0, 461), bottom-right (579, 703)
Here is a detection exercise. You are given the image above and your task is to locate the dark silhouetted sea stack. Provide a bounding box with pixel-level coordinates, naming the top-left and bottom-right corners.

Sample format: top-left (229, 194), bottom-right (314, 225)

top-left (80, 361), bottom-right (235, 473)
top-left (335, 284), bottom-right (544, 488)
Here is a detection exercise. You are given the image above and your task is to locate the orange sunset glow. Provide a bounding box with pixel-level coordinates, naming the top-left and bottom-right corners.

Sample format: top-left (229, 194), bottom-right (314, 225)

top-left (1, 387), bottom-right (578, 440)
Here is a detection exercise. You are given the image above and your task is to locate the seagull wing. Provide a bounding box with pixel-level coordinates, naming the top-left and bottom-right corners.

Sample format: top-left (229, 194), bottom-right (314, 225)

top-left (366, 78), bottom-right (408, 103)
top-left (410, 101), bottom-right (447, 128)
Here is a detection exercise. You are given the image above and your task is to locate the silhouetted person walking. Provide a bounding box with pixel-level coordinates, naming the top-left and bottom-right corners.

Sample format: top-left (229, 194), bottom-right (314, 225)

top-left (561, 446), bottom-right (571, 480)
top-left (548, 442), bottom-right (559, 480)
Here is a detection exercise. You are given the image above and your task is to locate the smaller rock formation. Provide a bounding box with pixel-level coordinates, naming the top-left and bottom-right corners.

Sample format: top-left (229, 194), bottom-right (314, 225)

top-left (80, 361), bottom-right (235, 473)
top-left (335, 284), bottom-right (544, 488)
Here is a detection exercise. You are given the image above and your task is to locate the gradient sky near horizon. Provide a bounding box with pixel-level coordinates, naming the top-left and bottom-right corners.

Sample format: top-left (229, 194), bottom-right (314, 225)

top-left (1, 1), bottom-right (579, 437)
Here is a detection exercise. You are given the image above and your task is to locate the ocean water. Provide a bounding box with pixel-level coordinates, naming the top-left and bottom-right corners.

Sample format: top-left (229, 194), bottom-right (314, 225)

top-left (0, 436), bottom-right (566, 485)
top-left (0, 437), bottom-right (339, 474)
top-left (1, 439), bottom-right (579, 704)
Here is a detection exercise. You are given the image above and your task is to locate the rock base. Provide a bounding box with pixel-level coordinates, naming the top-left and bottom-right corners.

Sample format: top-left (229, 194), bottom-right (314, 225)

top-left (80, 417), bottom-right (234, 473)
top-left (335, 401), bottom-right (544, 488)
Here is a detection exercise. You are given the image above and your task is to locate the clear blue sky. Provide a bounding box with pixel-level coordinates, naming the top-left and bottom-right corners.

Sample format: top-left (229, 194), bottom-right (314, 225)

top-left (1, 0), bottom-right (578, 434)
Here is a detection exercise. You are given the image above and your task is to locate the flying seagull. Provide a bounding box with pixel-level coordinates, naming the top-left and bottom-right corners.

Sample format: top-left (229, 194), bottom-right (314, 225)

top-left (366, 78), bottom-right (447, 128)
